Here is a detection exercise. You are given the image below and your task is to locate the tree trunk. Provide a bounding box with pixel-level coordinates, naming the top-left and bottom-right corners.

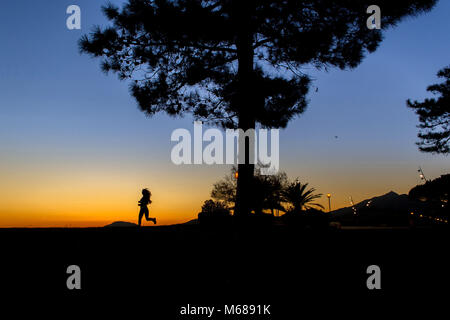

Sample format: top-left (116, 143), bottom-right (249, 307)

top-left (234, 1), bottom-right (255, 217)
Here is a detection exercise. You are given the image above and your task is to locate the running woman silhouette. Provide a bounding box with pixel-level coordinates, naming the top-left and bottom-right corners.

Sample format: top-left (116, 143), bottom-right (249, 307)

top-left (138, 188), bottom-right (156, 226)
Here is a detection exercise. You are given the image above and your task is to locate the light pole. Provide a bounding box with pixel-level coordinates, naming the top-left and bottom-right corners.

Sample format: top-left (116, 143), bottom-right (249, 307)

top-left (418, 167), bottom-right (428, 183)
top-left (327, 193), bottom-right (331, 212)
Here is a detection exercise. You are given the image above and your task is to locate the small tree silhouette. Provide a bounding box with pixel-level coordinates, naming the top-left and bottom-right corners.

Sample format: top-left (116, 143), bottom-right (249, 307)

top-left (252, 168), bottom-right (287, 215)
top-left (211, 167), bottom-right (237, 210)
top-left (282, 180), bottom-right (324, 214)
top-left (211, 166), bottom-right (287, 214)
top-left (407, 66), bottom-right (450, 154)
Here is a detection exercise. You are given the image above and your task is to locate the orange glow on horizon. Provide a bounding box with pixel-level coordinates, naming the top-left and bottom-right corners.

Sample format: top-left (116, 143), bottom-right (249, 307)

top-left (1, 152), bottom-right (448, 228)
top-left (0, 163), bottom-right (207, 228)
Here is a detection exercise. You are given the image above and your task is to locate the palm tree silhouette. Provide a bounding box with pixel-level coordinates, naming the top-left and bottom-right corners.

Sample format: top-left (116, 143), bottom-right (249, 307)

top-left (282, 180), bottom-right (324, 213)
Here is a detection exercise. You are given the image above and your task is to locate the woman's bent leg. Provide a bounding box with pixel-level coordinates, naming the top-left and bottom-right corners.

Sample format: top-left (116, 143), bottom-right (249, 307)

top-left (144, 207), bottom-right (150, 221)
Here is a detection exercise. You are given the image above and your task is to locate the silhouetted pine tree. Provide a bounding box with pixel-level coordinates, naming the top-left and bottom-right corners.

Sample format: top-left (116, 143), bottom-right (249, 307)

top-left (407, 66), bottom-right (450, 154)
top-left (80, 0), bottom-right (437, 215)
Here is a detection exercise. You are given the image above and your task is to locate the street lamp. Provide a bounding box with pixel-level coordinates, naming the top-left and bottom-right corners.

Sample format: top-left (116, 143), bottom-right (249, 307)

top-left (418, 167), bottom-right (428, 183)
top-left (327, 193), bottom-right (331, 212)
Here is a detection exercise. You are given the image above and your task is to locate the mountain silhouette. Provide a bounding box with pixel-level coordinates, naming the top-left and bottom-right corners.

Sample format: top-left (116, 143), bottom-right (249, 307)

top-left (331, 191), bottom-right (427, 226)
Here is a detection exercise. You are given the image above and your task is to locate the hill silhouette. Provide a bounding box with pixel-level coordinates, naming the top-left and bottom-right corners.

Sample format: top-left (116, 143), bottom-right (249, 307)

top-left (104, 221), bottom-right (138, 227)
top-left (331, 191), bottom-right (428, 226)
top-left (104, 220), bottom-right (199, 228)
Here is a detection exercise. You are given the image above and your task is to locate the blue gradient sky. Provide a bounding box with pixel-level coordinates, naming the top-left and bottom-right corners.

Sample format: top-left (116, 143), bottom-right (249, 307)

top-left (0, 1), bottom-right (449, 226)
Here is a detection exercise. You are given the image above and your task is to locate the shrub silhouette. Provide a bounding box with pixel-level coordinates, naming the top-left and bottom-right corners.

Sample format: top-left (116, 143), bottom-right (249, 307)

top-left (198, 200), bottom-right (231, 226)
top-left (282, 208), bottom-right (329, 229)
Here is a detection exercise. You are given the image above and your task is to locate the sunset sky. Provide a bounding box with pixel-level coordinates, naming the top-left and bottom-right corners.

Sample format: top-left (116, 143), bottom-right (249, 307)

top-left (0, 1), bottom-right (449, 227)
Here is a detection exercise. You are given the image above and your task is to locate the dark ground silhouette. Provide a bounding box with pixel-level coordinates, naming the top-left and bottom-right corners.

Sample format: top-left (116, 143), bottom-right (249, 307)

top-left (1, 224), bottom-right (448, 317)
